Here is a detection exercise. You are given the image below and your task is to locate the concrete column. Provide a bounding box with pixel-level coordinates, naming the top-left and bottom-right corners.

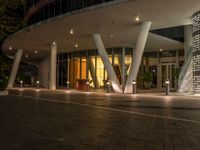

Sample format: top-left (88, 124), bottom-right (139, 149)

top-left (38, 56), bottom-right (50, 88)
top-left (86, 51), bottom-right (89, 79)
top-left (49, 42), bottom-right (57, 90)
top-left (7, 49), bottom-right (23, 89)
top-left (121, 47), bottom-right (126, 90)
top-left (124, 21), bottom-right (152, 93)
top-left (157, 52), bottom-right (162, 89)
top-left (93, 34), bottom-right (123, 93)
top-left (184, 25), bottom-right (192, 57)
top-left (89, 58), bottom-right (100, 88)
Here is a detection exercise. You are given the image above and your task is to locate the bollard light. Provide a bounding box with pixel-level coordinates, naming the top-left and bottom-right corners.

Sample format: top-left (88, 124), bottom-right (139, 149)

top-left (106, 81), bottom-right (111, 93)
top-left (36, 80), bottom-right (40, 89)
top-left (165, 80), bottom-right (170, 95)
top-left (20, 80), bottom-right (23, 88)
top-left (66, 81), bottom-right (70, 90)
top-left (132, 80), bottom-right (136, 94)
top-left (86, 80), bottom-right (90, 92)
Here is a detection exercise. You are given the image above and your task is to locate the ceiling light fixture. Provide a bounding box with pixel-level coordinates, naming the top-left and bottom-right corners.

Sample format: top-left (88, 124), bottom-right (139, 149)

top-left (9, 46), bottom-right (12, 50)
top-left (70, 29), bottom-right (74, 34)
top-left (25, 54), bottom-right (29, 58)
top-left (75, 44), bottom-right (78, 48)
top-left (160, 48), bottom-right (163, 52)
top-left (110, 33), bottom-right (114, 39)
top-left (135, 15), bottom-right (140, 22)
top-left (34, 50), bottom-right (38, 54)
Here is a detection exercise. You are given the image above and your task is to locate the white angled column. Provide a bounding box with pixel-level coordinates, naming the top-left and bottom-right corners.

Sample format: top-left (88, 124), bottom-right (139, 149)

top-left (93, 34), bottom-right (123, 93)
top-left (124, 21), bottom-right (152, 93)
top-left (7, 49), bottom-right (23, 89)
top-left (49, 42), bottom-right (57, 90)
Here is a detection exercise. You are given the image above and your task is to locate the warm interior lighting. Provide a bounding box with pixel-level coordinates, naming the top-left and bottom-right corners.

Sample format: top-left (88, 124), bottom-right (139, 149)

top-left (25, 54), bottom-right (29, 58)
top-left (36, 81), bottom-right (40, 84)
top-left (9, 46), bottom-right (12, 50)
top-left (160, 48), bottom-right (163, 52)
top-left (35, 50), bottom-right (38, 54)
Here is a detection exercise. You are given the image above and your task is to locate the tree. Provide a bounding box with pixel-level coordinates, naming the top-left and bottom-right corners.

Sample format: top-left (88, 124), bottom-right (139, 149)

top-left (0, 0), bottom-right (26, 90)
top-left (0, 0), bottom-right (26, 42)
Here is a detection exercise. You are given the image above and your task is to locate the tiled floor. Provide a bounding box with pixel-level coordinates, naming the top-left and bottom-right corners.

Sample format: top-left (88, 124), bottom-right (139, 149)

top-left (0, 89), bottom-right (200, 150)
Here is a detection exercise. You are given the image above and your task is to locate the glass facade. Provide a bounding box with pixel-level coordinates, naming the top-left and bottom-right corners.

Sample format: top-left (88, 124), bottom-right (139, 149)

top-left (57, 48), bottom-right (184, 90)
top-left (26, 0), bottom-right (115, 25)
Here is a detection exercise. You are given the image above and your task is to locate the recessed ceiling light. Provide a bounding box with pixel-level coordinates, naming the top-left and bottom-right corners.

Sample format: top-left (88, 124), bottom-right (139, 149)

top-left (135, 15), bottom-right (140, 22)
top-left (110, 34), bottom-right (114, 38)
top-left (75, 44), bottom-right (78, 48)
top-left (70, 29), bottom-right (74, 34)
top-left (34, 50), bottom-right (38, 54)
top-left (9, 46), bottom-right (12, 50)
top-left (25, 54), bottom-right (29, 58)
top-left (160, 48), bottom-right (163, 52)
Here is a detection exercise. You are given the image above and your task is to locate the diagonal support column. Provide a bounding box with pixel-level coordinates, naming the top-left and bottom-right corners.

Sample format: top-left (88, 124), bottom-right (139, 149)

top-left (49, 42), bottom-right (57, 90)
top-left (93, 34), bottom-right (123, 93)
top-left (89, 58), bottom-right (100, 88)
top-left (7, 49), bottom-right (23, 89)
top-left (124, 22), bottom-right (152, 93)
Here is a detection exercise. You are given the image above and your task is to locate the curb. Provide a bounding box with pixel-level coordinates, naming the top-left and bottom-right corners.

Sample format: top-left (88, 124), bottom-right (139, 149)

top-left (0, 90), bottom-right (9, 96)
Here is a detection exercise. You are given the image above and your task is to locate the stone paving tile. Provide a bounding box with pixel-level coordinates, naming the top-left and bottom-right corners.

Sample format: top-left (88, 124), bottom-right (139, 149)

top-left (1, 90), bottom-right (200, 150)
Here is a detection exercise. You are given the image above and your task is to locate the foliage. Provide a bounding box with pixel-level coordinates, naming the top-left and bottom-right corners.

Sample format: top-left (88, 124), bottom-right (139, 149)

top-left (0, 0), bottom-right (26, 90)
top-left (142, 71), bottom-right (153, 83)
top-left (0, 0), bottom-right (26, 42)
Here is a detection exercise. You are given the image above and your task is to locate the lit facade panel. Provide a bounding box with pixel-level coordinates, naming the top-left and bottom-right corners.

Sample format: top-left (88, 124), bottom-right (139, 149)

top-left (193, 11), bottom-right (200, 91)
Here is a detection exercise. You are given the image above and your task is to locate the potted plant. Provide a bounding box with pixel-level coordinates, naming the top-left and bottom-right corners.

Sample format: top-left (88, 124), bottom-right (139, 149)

top-left (142, 72), bottom-right (152, 89)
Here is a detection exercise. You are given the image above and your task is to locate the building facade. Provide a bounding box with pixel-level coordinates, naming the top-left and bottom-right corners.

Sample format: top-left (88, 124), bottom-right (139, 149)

top-left (2, 0), bottom-right (200, 94)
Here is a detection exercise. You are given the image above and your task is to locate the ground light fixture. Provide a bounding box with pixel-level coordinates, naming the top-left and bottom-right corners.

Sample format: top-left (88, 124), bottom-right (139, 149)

top-left (165, 80), bottom-right (170, 95)
top-left (86, 80), bottom-right (90, 92)
top-left (36, 81), bottom-right (40, 89)
top-left (66, 81), bottom-right (70, 90)
top-left (132, 80), bottom-right (137, 94)
top-left (106, 81), bottom-right (111, 93)
top-left (20, 80), bottom-right (23, 88)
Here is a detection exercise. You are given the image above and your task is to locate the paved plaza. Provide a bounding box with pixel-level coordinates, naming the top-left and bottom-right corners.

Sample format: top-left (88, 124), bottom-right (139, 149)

top-left (0, 89), bottom-right (200, 150)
